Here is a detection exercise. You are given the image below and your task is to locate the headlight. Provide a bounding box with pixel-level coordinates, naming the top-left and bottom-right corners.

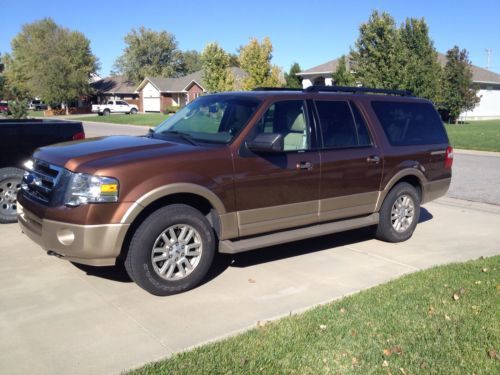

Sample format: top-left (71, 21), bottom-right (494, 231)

top-left (64, 173), bottom-right (119, 206)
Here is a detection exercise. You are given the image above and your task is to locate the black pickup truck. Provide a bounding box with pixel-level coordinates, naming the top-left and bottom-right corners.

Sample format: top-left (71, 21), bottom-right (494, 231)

top-left (0, 119), bottom-right (85, 223)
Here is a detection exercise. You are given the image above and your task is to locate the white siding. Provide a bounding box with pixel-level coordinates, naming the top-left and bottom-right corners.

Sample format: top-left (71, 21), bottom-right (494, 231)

top-left (460, 87), bottom-right (500, 120)
top-left (142, 82), bottom-right (160, 112)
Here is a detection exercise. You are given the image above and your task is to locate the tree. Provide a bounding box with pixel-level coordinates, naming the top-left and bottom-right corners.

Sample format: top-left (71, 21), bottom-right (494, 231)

top-left (399, 18), bottom-right (442, 102)
top-left (201, 42), bottom-right (234, 92)
top-left (331, 55), bottom-right (356, 86)
top-left (182, 50), bottom-right (202, 74)
top-left (113, 27), bottom-right (184, 83)
top-left (239, 37), bottom-right (282, 90)
top-left (350, 11), bottom-right (404, 89)
top-left (5, 18), bottom-right (98, 113)
top-left (284, 62), bottom-right (302, 88)
top-left (0, 53), bottom-right (6, 99)
top-left (441, 46), bottom-right (480, 123)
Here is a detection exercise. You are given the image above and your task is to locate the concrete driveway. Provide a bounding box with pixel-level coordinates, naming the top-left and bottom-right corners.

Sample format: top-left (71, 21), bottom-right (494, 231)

top-left (1, 197), bottom-right (499, 375)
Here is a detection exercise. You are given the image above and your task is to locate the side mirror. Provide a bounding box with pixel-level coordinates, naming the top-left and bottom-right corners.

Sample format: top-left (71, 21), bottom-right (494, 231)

top-left (246, 133), bottom-right (284, 153)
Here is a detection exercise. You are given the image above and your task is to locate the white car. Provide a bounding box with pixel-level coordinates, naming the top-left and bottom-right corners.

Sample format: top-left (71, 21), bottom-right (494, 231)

top-left (92, 100), bottom-right (138, 116)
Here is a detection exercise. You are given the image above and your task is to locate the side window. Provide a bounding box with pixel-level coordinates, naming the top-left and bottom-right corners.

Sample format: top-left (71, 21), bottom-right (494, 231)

top-left (315, 101), bottom-right (358, 148)
top-left (253, 100), bottom-right (310, 151)
top-left (107, 101), bottom-right (114, 105)
top-left (350, 102), bottom-right (372, 146)
top-left (372, 101), bottom-right (448, 146)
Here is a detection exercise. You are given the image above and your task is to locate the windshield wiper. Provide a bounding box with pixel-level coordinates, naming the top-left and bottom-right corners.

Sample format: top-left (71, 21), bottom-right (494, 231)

top-left (159, 130), bottom-right (198, 146)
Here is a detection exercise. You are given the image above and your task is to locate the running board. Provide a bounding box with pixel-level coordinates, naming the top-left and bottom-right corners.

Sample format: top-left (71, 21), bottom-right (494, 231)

top-left (218, 213), bottom-right (379, 254)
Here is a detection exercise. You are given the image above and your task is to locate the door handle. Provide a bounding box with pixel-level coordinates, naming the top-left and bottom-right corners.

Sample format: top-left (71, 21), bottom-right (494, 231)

top-left (297, 161), bottom-right (313, 170)
top-left (366, 155), bottom-right (381, 164)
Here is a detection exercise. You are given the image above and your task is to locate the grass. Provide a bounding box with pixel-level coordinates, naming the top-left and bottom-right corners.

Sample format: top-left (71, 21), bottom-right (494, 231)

top-left (445, 120), bottom-right (500, 152)
top-left (71, 113), bottom-right (170, 127)
top-left (129, 256), bottom-right (499, 374)
top-left (27, 110), bottom-right (45, 117)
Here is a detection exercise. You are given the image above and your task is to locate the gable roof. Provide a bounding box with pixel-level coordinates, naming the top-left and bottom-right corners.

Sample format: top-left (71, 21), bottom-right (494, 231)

top-left (137, 67), bottom-right (248, 93)
top-left (91, 75), bottom-right (137, 94)
top-left (299, 54), bottom-right (500, 84)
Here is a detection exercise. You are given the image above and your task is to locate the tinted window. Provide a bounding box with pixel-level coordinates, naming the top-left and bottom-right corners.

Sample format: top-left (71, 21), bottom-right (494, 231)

top-left (253, 100), bottom-right (310, 151)
top-left (350, 102), bottom-right (372, 146)
top-left (372, 101), bottom-right (448, 146)
top-left (315, 101), bottom-right (370, 148)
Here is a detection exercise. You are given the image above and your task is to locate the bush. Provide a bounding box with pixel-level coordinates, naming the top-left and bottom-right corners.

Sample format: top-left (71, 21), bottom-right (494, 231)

top-left (162, 105), bottom-right (180, 114)
top-left (9, 100), bottom-right (28, 119)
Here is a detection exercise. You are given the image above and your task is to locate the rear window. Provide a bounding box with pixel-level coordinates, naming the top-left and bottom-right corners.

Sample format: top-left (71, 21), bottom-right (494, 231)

top-left (372, 101), bottom-right (448, 146)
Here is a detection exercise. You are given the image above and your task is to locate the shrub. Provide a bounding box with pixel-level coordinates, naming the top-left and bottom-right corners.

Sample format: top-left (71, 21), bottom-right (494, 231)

top-left (9, 100), bottom-right (28, 119)
top-left (162, 105), bottom-right (180, 114)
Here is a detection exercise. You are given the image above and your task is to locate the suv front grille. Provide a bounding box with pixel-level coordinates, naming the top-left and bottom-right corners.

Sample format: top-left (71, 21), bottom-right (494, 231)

top-left (22, 159), bottom-right (63, 204)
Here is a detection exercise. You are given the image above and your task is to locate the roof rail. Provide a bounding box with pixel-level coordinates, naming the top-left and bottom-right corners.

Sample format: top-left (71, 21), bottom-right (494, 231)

top-left (252, 87), bottom-right (303, 91)
top-left (305, 85), bottom-right (413, 96)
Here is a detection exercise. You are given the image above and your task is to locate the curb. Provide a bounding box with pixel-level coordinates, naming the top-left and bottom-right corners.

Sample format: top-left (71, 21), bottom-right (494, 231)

top-left (435, 196), bottom-right (500, 214)
top-left (454, 149), bottom-right (500, 157)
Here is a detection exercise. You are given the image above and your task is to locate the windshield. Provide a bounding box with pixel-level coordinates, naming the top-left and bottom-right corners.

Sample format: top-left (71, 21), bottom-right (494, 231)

top-left (153, 95), bottom-right (261, 144)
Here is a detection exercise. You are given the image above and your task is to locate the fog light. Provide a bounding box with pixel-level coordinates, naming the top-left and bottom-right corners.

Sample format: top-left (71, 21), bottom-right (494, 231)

top-left (57, 229), bottom-right (75, 246)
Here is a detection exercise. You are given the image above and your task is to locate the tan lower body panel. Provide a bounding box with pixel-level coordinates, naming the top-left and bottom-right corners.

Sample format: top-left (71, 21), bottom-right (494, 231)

top-left (18, 203), bottom-right (128, 266)
top-left (422, 178), bottom-right (451, 204)
top-left (319, 191), bottom-right (379, 222)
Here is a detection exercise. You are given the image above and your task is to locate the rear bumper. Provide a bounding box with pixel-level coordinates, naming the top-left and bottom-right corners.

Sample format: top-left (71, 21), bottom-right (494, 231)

top-left (17, 203), bottom-right (129, 266)
top-left (422, 177), bottom-right (451, 204)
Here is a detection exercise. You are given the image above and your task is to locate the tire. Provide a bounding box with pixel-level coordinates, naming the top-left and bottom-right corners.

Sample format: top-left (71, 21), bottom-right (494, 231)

top-left (103, 109), bottom-right (110, 116)
top-left (124, 204), bottom-right (216, 296)
top-left (130, 108), bottom-right (137, 115)
top-left (0, 167), bottom-right (24, 224)
top-left (375, 182), bottom-right (420, 243)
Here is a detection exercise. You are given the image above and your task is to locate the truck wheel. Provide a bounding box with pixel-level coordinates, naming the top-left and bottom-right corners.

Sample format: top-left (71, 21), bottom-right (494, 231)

top-left (130, 108), bottom-right (137, 115)
top-left (375, 182), bottom-right (420, 243)
top-left (124, 204), bottom-right (216, 296)
top-left (0, 167), bottom-right (24, 224)
top-left (103, 109), bottom-right (110, 116)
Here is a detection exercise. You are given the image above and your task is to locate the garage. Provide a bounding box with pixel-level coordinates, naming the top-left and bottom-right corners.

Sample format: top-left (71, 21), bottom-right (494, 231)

top-left (143, 97), bottom-right (160, 112)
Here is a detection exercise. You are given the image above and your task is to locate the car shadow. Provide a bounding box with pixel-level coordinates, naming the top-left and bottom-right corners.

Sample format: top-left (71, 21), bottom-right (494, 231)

top-left (71, 208), bottom-right (434, 286)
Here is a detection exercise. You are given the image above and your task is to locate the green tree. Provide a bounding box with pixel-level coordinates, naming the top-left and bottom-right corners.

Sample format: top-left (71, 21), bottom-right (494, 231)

top-left (441, 46), bottom-right (480, 123)
top-left (332, 55), bottom-right (356, 86)
top-left (182, 50), bottom-right (202, 74)
top-left (5, 18), bottom-right (98, 113)
top-left (239, 37), bottom-right (282, 90)
top-left (201, 42), bottom-right (234, 92)
top-left (284, 62), bottom-right (302, 88)
top-left (113, 27), bottom-right (184, 83)
top-left (350, 10), bottom-right (404, 89)
top-left (399, 18), bottom-right (442, 102)
top-left (0, 53), bottom-right (6, 99)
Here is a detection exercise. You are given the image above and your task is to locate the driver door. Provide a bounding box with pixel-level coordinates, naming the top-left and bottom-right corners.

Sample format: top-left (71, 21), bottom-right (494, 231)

top-left (232, 100), bottom-right (320, 237)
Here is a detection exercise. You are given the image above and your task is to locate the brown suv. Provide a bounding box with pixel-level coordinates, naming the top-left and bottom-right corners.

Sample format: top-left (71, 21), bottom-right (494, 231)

top-left (17, 86), bottom-right (453, 295)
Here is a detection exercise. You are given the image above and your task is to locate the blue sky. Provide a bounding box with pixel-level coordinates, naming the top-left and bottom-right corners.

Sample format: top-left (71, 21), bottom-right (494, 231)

top-left (2, 0), bottom-right (499, 76)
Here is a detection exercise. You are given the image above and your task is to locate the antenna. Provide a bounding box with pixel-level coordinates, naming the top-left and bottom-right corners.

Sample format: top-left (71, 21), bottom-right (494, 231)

top-left (486, 48), bottom-right (492, 70)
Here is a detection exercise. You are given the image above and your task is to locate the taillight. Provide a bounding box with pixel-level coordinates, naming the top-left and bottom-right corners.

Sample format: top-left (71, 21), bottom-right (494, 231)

top-left (73, 131), bottom-right (85, 140)
top-left (445, 146), bottom-right (454, 169)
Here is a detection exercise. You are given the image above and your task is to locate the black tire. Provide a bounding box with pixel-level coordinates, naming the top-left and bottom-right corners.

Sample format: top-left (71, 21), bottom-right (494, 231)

top-left (124, 204), bottom-right (216, 296)
top-left (375, 182), bottom-right (420, 243)
top-left (130, 108), bottom-right (137, 115)
top-left (0, 167), bottom-right (24, 224)
top-left (103, 109), bottom-right (110, 116)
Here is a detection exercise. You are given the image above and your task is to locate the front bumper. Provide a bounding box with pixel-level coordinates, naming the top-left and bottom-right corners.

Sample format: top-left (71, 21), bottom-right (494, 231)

top-left (17, 203), bottom-right (129, 266)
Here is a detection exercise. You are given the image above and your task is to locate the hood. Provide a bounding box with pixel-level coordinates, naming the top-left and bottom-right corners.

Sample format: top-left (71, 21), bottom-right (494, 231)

top-left (33, 135), bottom-right (198, 172)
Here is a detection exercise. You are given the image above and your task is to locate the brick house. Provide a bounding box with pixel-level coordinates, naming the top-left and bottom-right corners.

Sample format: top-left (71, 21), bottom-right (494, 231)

top-left (91, 75), bottom-right (140, 108)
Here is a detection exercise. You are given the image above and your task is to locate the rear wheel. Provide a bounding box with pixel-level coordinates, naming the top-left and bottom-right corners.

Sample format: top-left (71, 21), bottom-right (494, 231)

top-left (376, 182), bottom-right (420, 243)
top-left (124, 204), bottom-right (215, 295)
top-left (130, 108), bottom-right (137, 114)
top-left (103, 109), bottom-right (110, 116)
top-left (0, 167), bottom-right (24, 223)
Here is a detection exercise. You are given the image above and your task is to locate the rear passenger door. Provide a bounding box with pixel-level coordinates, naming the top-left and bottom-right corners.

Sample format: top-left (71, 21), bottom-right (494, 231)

top-left (314, 100), bottom-right (383, 221)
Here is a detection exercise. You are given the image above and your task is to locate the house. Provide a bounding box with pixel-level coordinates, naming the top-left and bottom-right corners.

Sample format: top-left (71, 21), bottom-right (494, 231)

top-left (91, 75), bottom-right (140, 107)
top-left (135, 67), bottom-right (247, 113)
top-left (298, 54), bottom-right (500, 120)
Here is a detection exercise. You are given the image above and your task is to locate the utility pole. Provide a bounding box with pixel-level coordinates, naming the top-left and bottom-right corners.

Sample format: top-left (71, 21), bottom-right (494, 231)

top-left (485, 48), bottom-right (492, 70)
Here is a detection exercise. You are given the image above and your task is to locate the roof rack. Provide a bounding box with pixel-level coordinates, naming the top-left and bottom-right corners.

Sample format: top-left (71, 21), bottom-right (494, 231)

top-left (252, 85), bottom-right (413, 96)
top-left (305, 85), bottom-right (413, 96)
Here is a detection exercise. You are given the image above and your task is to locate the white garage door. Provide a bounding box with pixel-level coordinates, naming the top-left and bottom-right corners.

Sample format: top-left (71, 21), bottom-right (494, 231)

top-left (143, 97), bottom-right (160, 112)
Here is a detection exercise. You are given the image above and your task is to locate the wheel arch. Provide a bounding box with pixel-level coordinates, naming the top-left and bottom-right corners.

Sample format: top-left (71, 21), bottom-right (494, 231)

top-left (376, 169), bottom-right (426, 212)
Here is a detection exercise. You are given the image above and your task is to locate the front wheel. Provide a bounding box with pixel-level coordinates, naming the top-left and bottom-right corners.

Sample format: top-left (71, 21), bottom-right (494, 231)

top-left (124, 204), bottom-right (216, 296)
top-left (0, 167), bottom-right (24, 223)
top-left (375, 182), bottom-right (420, 243)
top-left (103, 109), bottom-right (110, 116)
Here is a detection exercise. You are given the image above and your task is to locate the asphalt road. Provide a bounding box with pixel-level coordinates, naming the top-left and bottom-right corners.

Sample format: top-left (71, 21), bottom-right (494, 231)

top-left (83, 121), bottom-right (149, 138)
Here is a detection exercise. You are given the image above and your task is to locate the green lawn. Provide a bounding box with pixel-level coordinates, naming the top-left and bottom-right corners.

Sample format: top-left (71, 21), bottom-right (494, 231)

top-left (445, 120), bottom-right (500, 152)
top-left (129, 256), bottom-right (499, 375)
top-left (27, 110), bottom-right (45, 117)
top-left (72, 113), bottom-right (170, 127)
